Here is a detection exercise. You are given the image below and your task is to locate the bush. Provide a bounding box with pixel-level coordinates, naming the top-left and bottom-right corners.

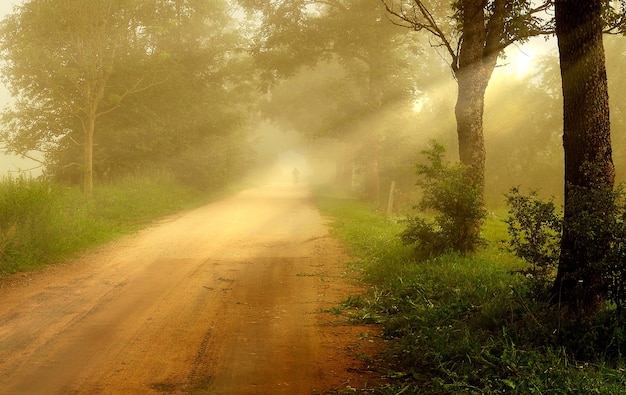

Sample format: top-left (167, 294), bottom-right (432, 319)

top-left (504, 184), bottom-right (626, 361)
top-left (504, 187), bottom-right (562, 279)
top-left (401, 141), bottom-right (486, 259)
top-left (505, 181), bottom-right (626, 311)
top-left (567, 182), bottom-right (626, 312)
top-left (0, 176), bottom-right (55, 269)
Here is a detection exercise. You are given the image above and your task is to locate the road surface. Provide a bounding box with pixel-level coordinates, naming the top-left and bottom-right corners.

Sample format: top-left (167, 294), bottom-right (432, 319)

top-left (0, 186), bottom-right (383, 394)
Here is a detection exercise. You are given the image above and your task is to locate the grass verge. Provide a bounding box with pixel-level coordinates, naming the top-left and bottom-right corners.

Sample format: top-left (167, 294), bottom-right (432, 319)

top-left (0, 173), bottom-right (213, 276)
top-left (315, 190), bottom-right (626, 394)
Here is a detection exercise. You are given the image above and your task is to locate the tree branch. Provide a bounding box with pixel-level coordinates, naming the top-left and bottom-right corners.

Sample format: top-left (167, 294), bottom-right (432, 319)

top-left (380, 0), bottom-right (459, 70)
top-left (96, 63), bottom-right (176, 119)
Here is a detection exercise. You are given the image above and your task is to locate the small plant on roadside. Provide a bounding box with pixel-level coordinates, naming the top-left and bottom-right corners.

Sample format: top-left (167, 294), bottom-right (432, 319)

top-left (0, 224), bottom-right (17, 260)
top-left (504, 187), bottom-right (562, 280)
top-left (401, 141), bottom-right (486, 259)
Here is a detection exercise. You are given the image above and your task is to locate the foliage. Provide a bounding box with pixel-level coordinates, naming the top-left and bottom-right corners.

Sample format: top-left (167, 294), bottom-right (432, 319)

top-left (0, 176), bottom-right (53, 268)
top-left (503, 184), bottom-right (626, 358)
top-left (504, 187), bottom-right (562, 278)
top-left (0, 0), bottom-right (175, 193)
top-left (401, 141), bottom-right (486, 259)
top-left (557, 177), bottom-right (626, 313)
top-left (0, 174), bottom-right (206, 276)
top-left (315, 191), bottom-right (626, 394)
top-left (167, 133), bottom-right (254, 192)
top-left (0, 0), bottom-right (256, 193)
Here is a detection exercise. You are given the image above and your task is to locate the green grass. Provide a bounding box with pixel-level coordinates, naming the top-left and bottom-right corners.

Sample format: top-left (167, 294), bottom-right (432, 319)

top-left (0, 173), bottom-right (211, 276)
top-left (314, 190), bottom-right (626, 394)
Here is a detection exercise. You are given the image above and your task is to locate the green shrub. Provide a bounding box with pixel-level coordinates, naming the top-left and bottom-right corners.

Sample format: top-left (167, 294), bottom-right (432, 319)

top-left (504, 182), bottom-right (626, 312)
top-left (504, 187), bottom-right (562, 279)
top-left (503, 185), bottom-right (626, 361)
top-left (0, 177), bottom-right (69, 269)
top-left (401, 141), bottom-right (486, 259)
top-left (316, 191), bottom-right (626, 394)
top-left (560, 179), bottom-right (626, 312)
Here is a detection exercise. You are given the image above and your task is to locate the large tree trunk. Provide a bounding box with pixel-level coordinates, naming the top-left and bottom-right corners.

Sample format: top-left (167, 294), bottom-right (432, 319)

top-left (447, 0), bottom-right (502, 240)
top-left (552, 0), bottom-right (614, 313)
top-left (454, 68), bottom-right (488, 194)
top-left (453, 0), bottom-right (503, 196)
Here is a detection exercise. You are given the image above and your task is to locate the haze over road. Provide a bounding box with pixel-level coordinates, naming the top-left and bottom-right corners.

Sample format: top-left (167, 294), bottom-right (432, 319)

top-left (0, 186), bottom-right (378, 394)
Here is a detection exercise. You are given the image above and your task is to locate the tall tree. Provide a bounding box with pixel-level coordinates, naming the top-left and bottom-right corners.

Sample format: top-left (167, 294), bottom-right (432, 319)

top-left (42, 0), bottom-right (255, 189)
top-left (0, 0), bottom-right (174, 196)
top-left (382, 0), bottom-right (554, 198)
top-left (552, 0), bottom-right (614, 312)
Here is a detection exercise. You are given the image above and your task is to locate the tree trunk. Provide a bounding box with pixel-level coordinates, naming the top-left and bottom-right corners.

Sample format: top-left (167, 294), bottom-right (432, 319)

top-left (362, 47), bottom-right (384, 205)
top-left (448, 0), bottom-right (501, 238)
top-left (83, 114), bottom-right (96, 198)
top-left (454, 67), bottom-right (488, 194)
top-left (335, 143), bottom-right (354, 191)
top-left (364, 150), bottom-right (381, 205)
top-left (552, 0), bottom-right (614, 313)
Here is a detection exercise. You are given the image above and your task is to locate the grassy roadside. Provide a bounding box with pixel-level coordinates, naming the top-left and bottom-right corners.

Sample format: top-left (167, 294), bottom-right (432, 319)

top-left (314, 190), bottom-right (626, 394)
top-left (0, 174), bottom-right (220, 276)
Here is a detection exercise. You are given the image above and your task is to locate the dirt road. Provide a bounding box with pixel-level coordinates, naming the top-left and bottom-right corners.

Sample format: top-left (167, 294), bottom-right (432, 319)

top-left (0, 186), bottom-right (384, 394)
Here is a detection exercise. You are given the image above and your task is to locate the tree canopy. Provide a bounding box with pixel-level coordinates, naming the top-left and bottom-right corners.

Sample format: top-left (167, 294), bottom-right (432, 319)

top-left (0, 0), bottom-right (256, 193)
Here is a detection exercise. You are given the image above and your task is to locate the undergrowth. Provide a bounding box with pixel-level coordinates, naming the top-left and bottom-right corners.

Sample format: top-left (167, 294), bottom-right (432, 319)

top-left (314, 190), bottom-right (626, 394)
top-left (0, 173), bottom-right (208, 276)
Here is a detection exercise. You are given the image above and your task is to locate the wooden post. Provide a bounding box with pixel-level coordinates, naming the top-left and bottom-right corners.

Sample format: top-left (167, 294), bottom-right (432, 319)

top-left (387, 181), bottom-right (396, 215)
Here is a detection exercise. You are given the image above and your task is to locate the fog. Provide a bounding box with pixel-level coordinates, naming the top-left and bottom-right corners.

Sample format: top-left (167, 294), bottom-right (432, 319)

top-left (0, 1), bottom-right (624, 209)
top-left (242, 120), bottom-right (336, 187)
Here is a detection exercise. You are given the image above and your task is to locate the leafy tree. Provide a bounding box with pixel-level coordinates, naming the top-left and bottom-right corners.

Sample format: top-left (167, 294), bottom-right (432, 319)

top-left (552, 0), bottom-right (616, 313)
top-left (382, 0), bottom-right (625, 231)
top-left (1, 0), bottom-right (255, 194)
top-left (0, 0), bottom-right (176, 196)
top-left (44, 0), bottom-right (255, 188)
top-left (382, 0), bottom-right (554, 194)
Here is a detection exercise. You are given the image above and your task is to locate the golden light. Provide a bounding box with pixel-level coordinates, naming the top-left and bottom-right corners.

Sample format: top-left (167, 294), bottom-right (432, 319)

top-left (513, 51), bottom-right (534, 78)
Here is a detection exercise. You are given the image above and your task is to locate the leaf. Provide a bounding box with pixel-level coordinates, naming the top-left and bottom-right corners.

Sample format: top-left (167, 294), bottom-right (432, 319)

top-left (502, 379), bottom-right (516, 389)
